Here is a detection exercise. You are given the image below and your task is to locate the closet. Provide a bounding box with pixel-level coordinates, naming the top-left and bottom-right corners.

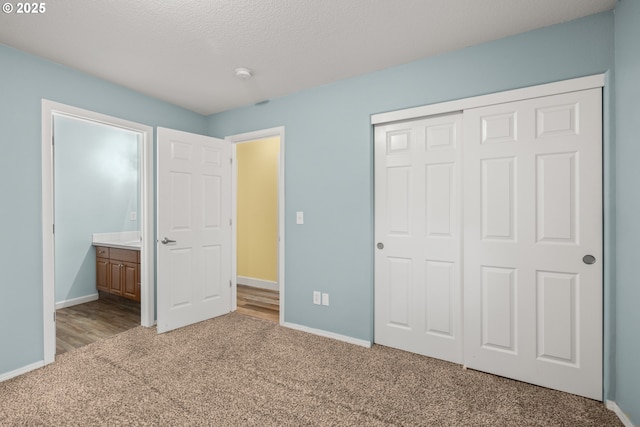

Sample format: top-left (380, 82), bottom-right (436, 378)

top-left (374, 84), bottom-right (602, 400)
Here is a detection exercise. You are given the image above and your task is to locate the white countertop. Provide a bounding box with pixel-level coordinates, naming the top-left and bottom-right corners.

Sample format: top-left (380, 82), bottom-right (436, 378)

top-left (93, 240), bottom-right (140, 250)
top-left (92, 231), bottom-right (141, 251)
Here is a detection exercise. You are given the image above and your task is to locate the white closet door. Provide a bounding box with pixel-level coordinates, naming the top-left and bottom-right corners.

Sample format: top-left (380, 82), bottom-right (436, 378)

top-left (463, 88), bottom-right (602, 399)
top-left (375, 113), bottom-right (463, 364)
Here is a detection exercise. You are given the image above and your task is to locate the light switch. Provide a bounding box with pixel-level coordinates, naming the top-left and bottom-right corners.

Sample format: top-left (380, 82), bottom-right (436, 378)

top-left (322, 293), bottom-right (329, 306)
top-left (296, 211), bottom-right (304, 224)
top-left (130, 212), bottom-right (137, 221)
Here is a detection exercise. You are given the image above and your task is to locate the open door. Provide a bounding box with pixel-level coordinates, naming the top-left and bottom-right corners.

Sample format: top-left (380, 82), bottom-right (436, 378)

top-left (157, 127), bottom-right (231, 333)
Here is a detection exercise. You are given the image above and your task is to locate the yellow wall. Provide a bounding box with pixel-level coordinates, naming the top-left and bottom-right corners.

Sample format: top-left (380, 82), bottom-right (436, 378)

top-left (236, 137), bottom-right (280, 282)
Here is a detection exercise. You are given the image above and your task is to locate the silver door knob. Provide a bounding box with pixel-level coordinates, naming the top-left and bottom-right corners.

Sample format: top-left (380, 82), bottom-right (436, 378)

top-left (583, 255), bottom-right (596, 265)
top-left (377, 242), bottom-right (384, 250)
top-left (161, 237), bottom-right (176, 245)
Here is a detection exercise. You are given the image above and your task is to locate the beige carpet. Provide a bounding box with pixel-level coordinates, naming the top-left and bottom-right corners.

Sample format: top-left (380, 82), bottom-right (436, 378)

top-left (0, 313), bottom-right (621, 426)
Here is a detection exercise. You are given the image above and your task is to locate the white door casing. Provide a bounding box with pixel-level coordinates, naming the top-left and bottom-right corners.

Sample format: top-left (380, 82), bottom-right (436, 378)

top-left (41, 100), bottom-right (155, 366)
top-left (463, 88), bottom-right (602, 400)
top-left (157, 127), bottom-right (232, 333)
top-left (374, 113), bottom-right (463, 364)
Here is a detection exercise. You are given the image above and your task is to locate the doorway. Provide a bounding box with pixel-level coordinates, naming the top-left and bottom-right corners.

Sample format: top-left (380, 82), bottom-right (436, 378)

top-left (154, 126), bottom-right (285, 331)
top-left (42, 100), bottom-right (155, 365)
top-left (53, 115), bottom-right (141, 354)
top-left (227, 127), bottom-right (285, 325)
top-left (235, 137), bottom-right (281, 322)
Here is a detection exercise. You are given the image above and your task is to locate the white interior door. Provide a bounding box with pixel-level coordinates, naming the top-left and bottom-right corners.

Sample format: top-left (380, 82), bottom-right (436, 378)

top-left (374, 113), bottom-right (463, 364)
top-left (157, 127), bottom-right (231, 333)
top-left (462, 88), bottom-right (602, 399)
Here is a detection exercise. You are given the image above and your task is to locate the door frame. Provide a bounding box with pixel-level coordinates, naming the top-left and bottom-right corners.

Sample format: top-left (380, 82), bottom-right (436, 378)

top-left (226, 127), bottom-right (285, 325)
top-left (371, 73), bottom-right (611, 397)
top-left (41, 100), bottom-right (155, 365)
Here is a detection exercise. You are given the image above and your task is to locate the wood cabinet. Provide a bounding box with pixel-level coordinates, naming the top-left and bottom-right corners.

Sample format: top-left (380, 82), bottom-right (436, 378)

top-left (95, 246), bottom-right (141, 302)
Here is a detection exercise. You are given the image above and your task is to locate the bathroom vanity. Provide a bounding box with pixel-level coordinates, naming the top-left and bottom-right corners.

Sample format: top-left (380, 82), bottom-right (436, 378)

top-left (93, 232), bottom-right (141, 302)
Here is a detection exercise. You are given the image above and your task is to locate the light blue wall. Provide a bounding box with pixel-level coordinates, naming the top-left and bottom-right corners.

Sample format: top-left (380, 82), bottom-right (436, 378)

top-left (54, 116), bottom-right (139, 303)
top-left (614, 0), bottom-right (640, 423)
top-left (0, 44), bottom-right (207, 376)
top-left (208, 12), bottom-right (614, 344)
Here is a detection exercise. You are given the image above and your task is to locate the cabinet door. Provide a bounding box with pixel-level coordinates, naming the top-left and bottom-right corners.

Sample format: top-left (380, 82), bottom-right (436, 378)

top-left (96, 258), bottom-right (109, 292)
top-left (109, 262), bottom-right (123, 296)
top-left (122, 262), bottom-right (138, 301)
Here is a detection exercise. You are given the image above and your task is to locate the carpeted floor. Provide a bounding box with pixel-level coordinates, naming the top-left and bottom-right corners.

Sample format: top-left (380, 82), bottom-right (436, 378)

top-left (0, 313), bottom-right (621, 426)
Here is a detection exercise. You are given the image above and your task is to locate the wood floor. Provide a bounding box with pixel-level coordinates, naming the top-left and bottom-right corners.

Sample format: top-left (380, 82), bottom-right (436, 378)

top-left (56, 292), bottom-right (140, 355)
top-left (237, 285), bottom-right (279, 323)
top-left (56, 286), bottom-right (278, 355)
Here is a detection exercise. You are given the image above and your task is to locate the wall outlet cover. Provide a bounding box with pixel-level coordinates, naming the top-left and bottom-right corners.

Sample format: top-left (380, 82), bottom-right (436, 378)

top-left (313, 291), bottom-right (321, 305)
top-left (322, 293), bottom-right (329, 306)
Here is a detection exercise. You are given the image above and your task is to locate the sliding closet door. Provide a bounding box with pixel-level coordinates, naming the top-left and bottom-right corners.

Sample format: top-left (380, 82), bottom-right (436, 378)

top-left (462, 88), bottom-right (602, 400)
top-left (374, 113), bottom-right (463, 364)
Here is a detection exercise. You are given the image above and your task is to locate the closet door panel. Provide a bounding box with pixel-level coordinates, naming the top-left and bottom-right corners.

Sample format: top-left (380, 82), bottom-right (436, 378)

top-left (463, 88), bottom-right (602, 400)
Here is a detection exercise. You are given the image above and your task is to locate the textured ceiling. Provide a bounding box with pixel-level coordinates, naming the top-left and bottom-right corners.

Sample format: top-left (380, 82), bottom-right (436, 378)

top-left (0, 0), bottom-right (616, 115)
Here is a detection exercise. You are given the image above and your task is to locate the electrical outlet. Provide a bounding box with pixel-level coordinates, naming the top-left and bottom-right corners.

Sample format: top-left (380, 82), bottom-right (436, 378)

top-left (322, 293), bottom-right (329, 306)
top-left (130, 211), bottom-right (137, 221)
top-left (296, 211), bottom-right (304, 225)
top-left (313, 291), bottom-right (321, 305)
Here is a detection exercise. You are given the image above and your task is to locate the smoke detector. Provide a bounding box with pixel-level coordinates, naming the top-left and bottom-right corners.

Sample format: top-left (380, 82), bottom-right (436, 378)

top-left (234, 68), bottom-right (253, 80)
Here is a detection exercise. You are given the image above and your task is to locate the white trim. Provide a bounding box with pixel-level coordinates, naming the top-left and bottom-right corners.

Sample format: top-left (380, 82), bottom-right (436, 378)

top-left (230, 141), bottom-right (238, 312)
top-left (237, 276), bottom-right (279, 291)
top-left (226, 127), bottom-right (286, 325)
top-left (283, 322), bottom-right (372, 348)
top-left (41, 100), bottom-right (155, 366)
top-left (55, 293), bottom-right (99, 310)
top-left (41, 101), bottom-right (55, 365)
top-left (139, 123), bottom-right (155, 329)
top-left (0, 361), bottom-right (45, 383)
top-left (371, 74), bottom-right (605, 125)
top-left (607, 401), bottom-right (636, 427)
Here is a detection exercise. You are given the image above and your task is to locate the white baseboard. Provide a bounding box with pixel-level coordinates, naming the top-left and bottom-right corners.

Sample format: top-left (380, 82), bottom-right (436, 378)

top-left (607, 400), bottom-right (636, 427)
top-left (0, 360), bottom-right (44, 383)
top-left (55, 293), bottom-right (99, 310)
top-left (282, 321), bottom-right (372, 348)
top-left (237, 276), bottom-right (278, 291)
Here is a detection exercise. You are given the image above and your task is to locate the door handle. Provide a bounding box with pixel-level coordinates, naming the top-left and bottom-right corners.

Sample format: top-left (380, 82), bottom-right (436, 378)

top-left (161, 237), bottom-right (176, 245)
top-left (377, 242), bottom-right (384, 250)
top-left (583, 255), bottom-right (596, 265)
